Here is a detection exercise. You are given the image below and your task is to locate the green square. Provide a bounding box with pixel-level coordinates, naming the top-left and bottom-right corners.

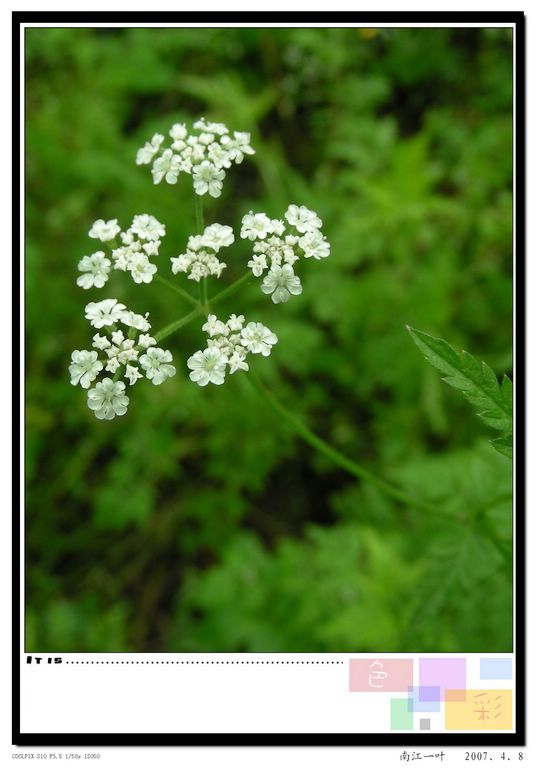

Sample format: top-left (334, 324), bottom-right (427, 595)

top-left (391, 698), bottom-right (414, 730)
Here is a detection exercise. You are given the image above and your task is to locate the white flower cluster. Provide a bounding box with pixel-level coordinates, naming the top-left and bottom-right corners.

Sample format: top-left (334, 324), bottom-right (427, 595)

top-left (77, 215), bottom-right (166, 289)
top-left (241, 205), bottom-right (330, 304)
top-left (136, 119), bottom-right (255, 198)
top-left (186, 314), bottom-right (278, 386)
top-left (170, 223), bottom-right (234, 282)
top-left (69, 299), bottom-right (176, 419)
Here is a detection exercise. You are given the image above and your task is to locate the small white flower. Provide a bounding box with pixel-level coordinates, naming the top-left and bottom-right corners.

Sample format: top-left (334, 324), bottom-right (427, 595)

top-left (105, 356), bottom-right (121, 374)
top-left (111, 329), bottom-right (125, 345)
top-left (240, 322), bottom-right (278, 357)
top-left (202, 223), bottom-right (234, 252)
top-left (202, 314), bottom-right (229, 337)
top-left (139, 347), bottom-right (176, 385)
top-left (69, 350), bottom-right (103, 389)
top-left (228, 348), bottom-right (249, 374)
top-left (138, 333), bottom-right (156, 349)
top-left (283, 249), bottom-right (300, 266)
top-left (192, 161), bottom-right (225, 198)
top-left (299, 230), bottom-right (330, 260)
top-left (152, 148), bottom-right (182, 184)
top-left (136, 133), bottom-right (165, 165)
top-left (87, 378), bottom-right (129, 420)
top-left (270, 219), bottom-right (286, 237)
top-left (130, 214), bottom-right (165, 241)
top-left (77, 251), bottom-right (111, 289)
top-left (248, 253), bottom-right (268, 277)
top-left (285, 204), bottom-right (322, 233)
top-left (125, 365), bottom-right (143, 386)
top-left (121, 310), bottom-right (151, 332)
top-left (142, 240), bottom-right (160, 257)
top-left (169, 123), bottom-right (188, 141)
top-left (240, 212), bottom-right (273, 241)
top-left (220, 131), bottom-right (255, 163)
top-left (187, 348), bottom-right (227, 386)
top-left (92, 333), bottom-right (110, 350)
top-left (198, 132), bottom-right (215, 146)
top-left (116, 340), bottom-right (138, 365)
top-left (128, 252), bottom-right (158, 284)
top-left (261, 264), bottom-right (303, 304)
top-left (227, 314), bottom-right (245, 332)
top-left (187, 235), bottom-right (205, 252)
top-left (194, 118), bottom-right (229, 135)
top-left (88, 218), bottom-right (121, 242)
top-left (85, 299), bottom-right (127, 329)
top-left (207, 142), bottom-right (233, 169)
top-left (170, 253), bottom-right (193, 275)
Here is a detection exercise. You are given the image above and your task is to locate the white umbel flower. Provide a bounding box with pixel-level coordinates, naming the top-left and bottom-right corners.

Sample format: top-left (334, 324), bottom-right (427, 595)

top-left (137, 119), bottom-right (254, 197)
top-left (187, 348), bottom-right (228, 386)
top-left (77, 251), bottom-right (111, 289)
top-left (88, 218), bottom-right (121, 242)
top-left (85, 299), bottom-right (127, 329)
top-left (261, 264), bottom-right (303, 304)
top-left (192, 161), bottom-right (225, 198)
top-left (87, 378), bottom-right (130, 420)
top-left (69, 350), bottom-right (103, 389)
top-left (285, 204), bottom-right (322, 234)
top-left (139, 347), bottom-right (176, 385)
top-left (240, 322), bottom-right (278, 357)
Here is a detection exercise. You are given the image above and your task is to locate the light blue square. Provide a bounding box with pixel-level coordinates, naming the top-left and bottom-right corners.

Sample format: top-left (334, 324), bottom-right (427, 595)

top-left (407, 686), bottom-right (441, 713)
top-left (480, 658), bottom-right (513, 680)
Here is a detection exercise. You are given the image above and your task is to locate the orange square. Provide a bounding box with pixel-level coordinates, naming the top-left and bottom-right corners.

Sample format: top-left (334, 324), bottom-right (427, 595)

top-left (445, 689), bottom-right (468, 702)
top-left (445, 689), bottom-right (512, 730)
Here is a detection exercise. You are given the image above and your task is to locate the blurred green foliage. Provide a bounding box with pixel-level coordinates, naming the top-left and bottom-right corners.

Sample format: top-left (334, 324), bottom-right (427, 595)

top-left (25, 26), bottom-right (513, 652)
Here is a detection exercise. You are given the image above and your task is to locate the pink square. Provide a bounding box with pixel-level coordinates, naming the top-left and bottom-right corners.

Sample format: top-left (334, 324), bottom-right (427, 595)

top-left (349, 658), bottom-right (414, 692)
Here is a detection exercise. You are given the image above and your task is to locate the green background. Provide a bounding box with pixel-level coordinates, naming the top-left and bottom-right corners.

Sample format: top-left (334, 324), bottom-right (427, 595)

top-left (25, 26), bottom-right (513, 652)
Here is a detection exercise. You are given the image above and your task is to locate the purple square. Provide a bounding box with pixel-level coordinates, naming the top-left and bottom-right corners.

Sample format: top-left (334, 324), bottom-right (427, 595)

top-left (407, 686), bottom-right (441, 712)
top-left (419, 658), bottom-right (466, 700)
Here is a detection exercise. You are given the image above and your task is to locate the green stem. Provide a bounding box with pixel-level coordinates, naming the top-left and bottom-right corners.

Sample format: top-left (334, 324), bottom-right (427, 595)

top-left (155, 274), bottom-right (198, 308)
top-left (194, 195), bottom-right (205, 233)
top-left (200, 276), bottom-right (209, 314)
top-left (247, 370), bottom-right (512, 565)
top-left (154, 307), bottom-right (203, 344)
top-left (210, 272), bottom-right (254, 307)
top-left (247, 369), bottom-right (436, 515)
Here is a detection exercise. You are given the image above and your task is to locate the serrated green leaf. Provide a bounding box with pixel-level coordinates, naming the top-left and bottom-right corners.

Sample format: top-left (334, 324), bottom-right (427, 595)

top-left (407, 327), bottom-right (512, 453)
top-left (491, 435), bottom-right (513, 459)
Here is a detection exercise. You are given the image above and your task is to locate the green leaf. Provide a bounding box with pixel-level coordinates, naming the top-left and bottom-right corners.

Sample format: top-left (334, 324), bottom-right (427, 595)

top-left (491, 435), bottom-right (513, 459)
top-left (407, 326), bottom-right (512, 453)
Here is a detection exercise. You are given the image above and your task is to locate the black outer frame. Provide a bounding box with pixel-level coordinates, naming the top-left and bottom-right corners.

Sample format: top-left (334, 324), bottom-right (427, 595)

top-left (12, 10), bottom-right (525, 748)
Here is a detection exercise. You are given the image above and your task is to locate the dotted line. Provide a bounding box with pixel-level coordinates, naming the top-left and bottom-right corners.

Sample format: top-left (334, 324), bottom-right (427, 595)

top-left (65, 660), bottom-right (344, 665)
